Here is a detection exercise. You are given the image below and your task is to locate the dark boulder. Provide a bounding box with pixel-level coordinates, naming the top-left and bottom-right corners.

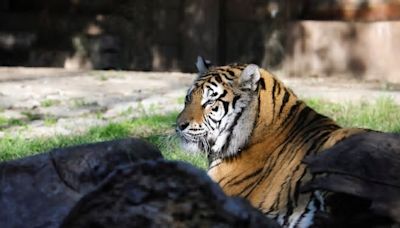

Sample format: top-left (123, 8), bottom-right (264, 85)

top-left (0, 138), bottom-right (162, 228)
top-left (302, 132), bottom-right (400, 226)
top-left (61, 160), bottom-right (280, 228)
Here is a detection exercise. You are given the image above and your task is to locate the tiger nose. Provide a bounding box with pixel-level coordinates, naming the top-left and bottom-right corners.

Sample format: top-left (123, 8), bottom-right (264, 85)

top-left (178, 122), bottom-right (189, 131)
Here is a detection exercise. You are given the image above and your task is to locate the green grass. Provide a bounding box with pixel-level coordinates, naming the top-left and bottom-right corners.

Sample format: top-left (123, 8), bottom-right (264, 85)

top-left (306, 97), bottom-right (400, 132)
top-left (0, 116), bottom-right (26, 129)
top-left (1, 98), bottom-right (399, 170)
top-left (0, 111), bottom-right (208, 169)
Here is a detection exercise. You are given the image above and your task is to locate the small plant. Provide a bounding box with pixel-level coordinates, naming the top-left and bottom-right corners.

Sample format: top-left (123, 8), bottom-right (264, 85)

top-left (71, 98), bottom-right (97, 108)
top-left (0, 116), bottom-right (7, 126)
top-left (44, 117), bottom-right (58, 126)
top-left (99, 74), bottom-right (108, 81)
top-left (95, 111), bottom-right (105, 120)
top-left (8, 118), bottom-right (25, 127)
top-left (0, 116), bottom-right (26, 130)
top-left (21, 111), bottom-right (42, 121)
top-left (118, 107), bottom-right (133, 117)
top-left (40, 99), bottom-right (61, 108)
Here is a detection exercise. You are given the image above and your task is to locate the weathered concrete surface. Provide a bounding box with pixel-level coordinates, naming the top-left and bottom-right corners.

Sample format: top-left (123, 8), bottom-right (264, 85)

top-left (0, 67), bottom-right (400, 139)
top-left (0, 138), bottom-right (162, 228)
top-left (284, 21), bottom-right (400, 83)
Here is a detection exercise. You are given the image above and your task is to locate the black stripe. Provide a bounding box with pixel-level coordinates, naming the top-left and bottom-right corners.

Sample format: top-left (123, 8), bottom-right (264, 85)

top-left (276, 101), bottom-right (301, 131)
top-left (210, 73), bottom-right (221, 77)
top-left (227, 69), bottom-right (235, 77)
top-left (208, 116), bottom-right (218, 123)
top-left (286, 101), bottom-right (301, 122)
top-left (277, 82), bottom-right (281, 95)
top-left (222, 101), bottom-right (229, 113)
top-left (271, 78), bottom-right (277, 121)
top-left (219, 90), bottom-right (228, 99)
top-left (307, 131), bottom-right (332, 155)
top-left (226, 168), bottom-right (263, 187)
top-left (259, 78), bottom-right (266, 90)
top-left (270, 175), bottom-right (291, 213)
top-left (294, 167), bottom-right (308, 204)
top-left (278, 91), bottom-right (290, 116)
top-left (221, 107), bottom-right (245, 154)
top-left (210, 81), bottom-right (217, 87)
top-left (256, 92), bottom-right (261, 127)
top-left (238, 176), bottom-right (263, 197)
top-left (204, 118), bottom-right (215, 130)
top-left (232, 95), bottom-right (241, 109)
top-left (208, 160), bottom-right (221, 170)
top-left (215, 75), bottom-right (222, 83)
top-left (283, 176), bottom-right (295, 226)
top-left (277, 106), bottom-right (312, 136)
top-left (222, 173), bottom-right (243, 188)
top-left (223, 72), bottom-right (235, 80)
top-left (217, 176), bottom-right (227, 185)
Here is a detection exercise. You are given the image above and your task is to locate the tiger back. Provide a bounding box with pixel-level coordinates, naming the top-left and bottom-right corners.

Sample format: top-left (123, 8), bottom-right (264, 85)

top-left (176, 59), bottom-right (366, 228)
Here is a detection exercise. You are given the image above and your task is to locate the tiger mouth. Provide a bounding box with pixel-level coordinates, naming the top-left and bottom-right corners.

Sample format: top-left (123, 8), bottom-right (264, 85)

top-left (178, 132), bottom-right (207, 143)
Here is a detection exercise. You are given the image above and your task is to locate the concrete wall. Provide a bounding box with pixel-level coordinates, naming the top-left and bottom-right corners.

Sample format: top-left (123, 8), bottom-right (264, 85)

top-left (0, 0), bottom-right (400, 82)
top-left (283, 21), bottom-right (400, 83)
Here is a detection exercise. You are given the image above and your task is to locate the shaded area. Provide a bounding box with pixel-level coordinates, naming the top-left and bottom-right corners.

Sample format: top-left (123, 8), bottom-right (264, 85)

top-left (0, 0), bottom-right (176, 70)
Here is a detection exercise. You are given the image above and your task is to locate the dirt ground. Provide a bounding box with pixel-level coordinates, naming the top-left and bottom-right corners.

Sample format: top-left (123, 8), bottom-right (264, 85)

top-left (1, 67), bottom-right (400, 139)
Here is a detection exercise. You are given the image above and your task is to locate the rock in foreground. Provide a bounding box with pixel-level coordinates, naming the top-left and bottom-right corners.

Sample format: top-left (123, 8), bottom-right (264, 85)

top-left (303, 132), bottom-right (400, 226)
top-left (0, 138), bottom-right (162, 228)
top-left (62, 160), bottom-right (279, 228)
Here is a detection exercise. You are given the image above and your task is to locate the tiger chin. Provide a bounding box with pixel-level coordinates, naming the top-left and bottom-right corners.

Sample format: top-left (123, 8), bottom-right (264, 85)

top-left (176, 57), bottom-right (367, 228)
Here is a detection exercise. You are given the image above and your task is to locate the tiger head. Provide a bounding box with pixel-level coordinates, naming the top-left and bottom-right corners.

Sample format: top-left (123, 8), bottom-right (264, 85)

top-left (176, 57), bottom-right (263, 160)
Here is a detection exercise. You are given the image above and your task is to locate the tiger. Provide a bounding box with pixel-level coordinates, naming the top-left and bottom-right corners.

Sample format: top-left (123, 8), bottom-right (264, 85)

top-left (176, 57), bottom-right (367, 228)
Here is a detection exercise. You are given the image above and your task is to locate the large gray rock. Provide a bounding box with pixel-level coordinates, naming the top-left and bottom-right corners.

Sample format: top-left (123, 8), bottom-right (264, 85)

top-left (61, 160), bottom-right (280, 228)
top-left (302, 132), bottom-right (400, 226)
top-left (0, 138), bottom-right (162, 228)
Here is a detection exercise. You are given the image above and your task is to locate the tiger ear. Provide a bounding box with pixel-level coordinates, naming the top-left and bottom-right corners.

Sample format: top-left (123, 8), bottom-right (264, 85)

top-left (196, 56), bottom-right (212, 75)
top-left (239, 64), bottom-right (260, 91)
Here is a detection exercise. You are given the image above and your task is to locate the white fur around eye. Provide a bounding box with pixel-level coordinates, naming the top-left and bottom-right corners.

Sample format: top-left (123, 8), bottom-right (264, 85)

top-left (202, 84), bottom-right (223, 105)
